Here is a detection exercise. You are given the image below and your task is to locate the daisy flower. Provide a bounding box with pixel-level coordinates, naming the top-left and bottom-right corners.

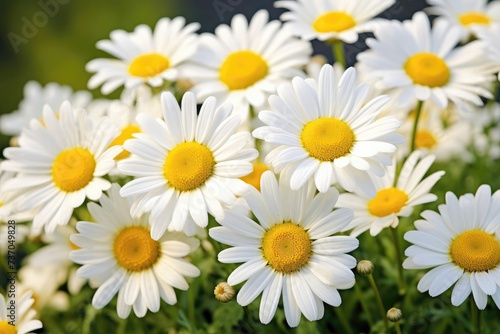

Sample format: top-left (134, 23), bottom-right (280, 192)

top-left (336, 151), bottom-right (445, 237)
top-left (118, 92), bottom-right (258, 238)
top-left (0, 81), bottom-right (91, 136)
top-left (275, 0), bottom-right (395, 43)
top-left (0, 291), bottom-right (43, 334)
top-left (397, 103), bottom-right (473, 162)
top-left (209, 171), bottom-right (358, 327)
top-left (253, 64), bottom-right (404, 196)
top-left (403, 185), bottom-right (500, 310)
top-left (473, 24), bottom-right (500, 80)
top-left (357, 12), bottom-right (499, 110)
top-left (86, 17), bottom-right (200, 94)
top-left (186, 10), bottom-right (312, 122)
top-left (24, 225), bottom-right (86, 295)
top-left (0, 102), bottom-right (121, 234)
top-left (70, 184), bottom-right (200, 318)
top-left (427, 0), bottom-right (500, 39)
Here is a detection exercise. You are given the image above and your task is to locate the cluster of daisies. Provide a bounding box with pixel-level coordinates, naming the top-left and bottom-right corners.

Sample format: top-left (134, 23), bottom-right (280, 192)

top-left (1, 0), bottom-right (500, 332)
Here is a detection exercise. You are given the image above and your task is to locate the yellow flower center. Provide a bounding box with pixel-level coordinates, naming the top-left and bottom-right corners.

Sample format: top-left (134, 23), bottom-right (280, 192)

top-left (301, 117), bottom-right (355, 162)
top-left (219, 51), bottom-right (269, 90)
top-left (404, 53), bottom-right (451, 88)
top-left (368, 187), bottom-right (409, 217)
top-left (450, 230), bottom-right (500, 272)
top-left (113, 226), bottom-right (161, 272)
top-left (459, 12), bottom-right (491, 26)
top-left (109, 124), bottom-right (141, 160)
top-left (164, 142), bottom-right (215, 192)
top-left (262, 222), bottom-right (312, 274)
top-left (415, 130), bottom-right (438, 149)
top-left (0, 321), bottom-right (16, 334)
top-left (52, 147), bottom-right (96, 192)
top-left (128, 53), bottom-right (170, 78)
top-left (240, 163), bottom-right (269, 191)
top-left (0, 202), bottom-right (3, 207)
top-left (313, 11), bottom-right (357, 33)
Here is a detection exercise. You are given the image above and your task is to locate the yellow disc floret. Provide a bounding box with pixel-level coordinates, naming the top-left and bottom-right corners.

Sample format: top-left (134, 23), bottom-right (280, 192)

top-left (219, 51), bottom-right (269, 90)
top-left (0, 321), bottom-right (17, 334)
top-left (109, 124), bottom-right (141, 160)
top-left (459, 12), bottom-right (491, 26)
top-left (128, 53), bottom-right (170, 78)
top-left (164, 142), bottom-right (215, 191)
top-left (313, 11), bottom-right (356, 33)
top-left (301, 117), bottom-right (355, 162)
top-left (415, 130), bottom-right (438, 149)
top-left (113, 226), bottom-right (161, 272)
top-left (240, 163), bottom-right (269, 191)
top-left (368, 187), bottom-right (409, 217)
top-left (262, 222), bottom-right (312, 273)
top-left (404, 53), bottom-right (450, 88)
top-left (52, 147), bottom-right (96, 192)
top-left (450, 230), bottom-right (500, 272)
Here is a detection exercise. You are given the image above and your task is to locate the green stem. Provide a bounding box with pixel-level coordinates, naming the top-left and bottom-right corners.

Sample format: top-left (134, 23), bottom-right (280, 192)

top-left (391, 226), bottom-right (406, 295)
top-left (367, 274), bottom-right (389, 332)
top-left (354, 283), bottom-right (374, 327)
top-left (395, 322), bottom-right (402, 334)
top-left (332, 40), bottom-right (346, 69)
top-left (334, 306), bottom-right (353, 334)
top-left (188, 285), bottom-right (196, 329)
top-left (470, 298), bottom-right (481, 334)
top-left (410, 100), bottom-right (424, 154)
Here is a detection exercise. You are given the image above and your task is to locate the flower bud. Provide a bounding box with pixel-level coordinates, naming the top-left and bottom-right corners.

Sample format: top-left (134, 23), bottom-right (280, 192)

top-left (214, 282), bottom-right (235, 303)
top-left (357, 260), bottom-right (374, 276)
top-left (387, 307), bottom-right (403, 322)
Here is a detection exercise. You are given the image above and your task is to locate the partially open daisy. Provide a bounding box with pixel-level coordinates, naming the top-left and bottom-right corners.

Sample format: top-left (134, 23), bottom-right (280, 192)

top-left (336, 151), bottom-right (445, 237)
top-left (275, 0), bottom-right (395, 43)
top-left (86, 17), bottom-right (200, 94)
top-left (403, 185), bottom-right (500, 310)
top-left (0, 291), bottom-right (43, 334)
top-left (209, 171), bottom-right (358, 327)
top-left (253, 65), bottom-right (404, 196)
top-left (427, 0), bottom-right (500, 39)
top-left (0, 102), bottom-right (121, 234)
top-left (186, 10), bottom-right (311, 123)
top-left (473, 24), bottom-right (500, 80)
top-left (0, 81), bottom-right (91, 136)
top-left (118, 92), bottom-right (258, 238)
top-left (357, 12), bottom-right (499, 110)
top-left (70, 184), bottom-right (200, 318)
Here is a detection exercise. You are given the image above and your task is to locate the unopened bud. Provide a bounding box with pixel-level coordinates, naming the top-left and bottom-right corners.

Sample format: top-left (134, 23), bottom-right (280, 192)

top-left (214, 282), bottom-right (235, 303)
top-left (357, 260), bottom-right (374, 276)
top-left (387, 307), bottom-right (403, 322)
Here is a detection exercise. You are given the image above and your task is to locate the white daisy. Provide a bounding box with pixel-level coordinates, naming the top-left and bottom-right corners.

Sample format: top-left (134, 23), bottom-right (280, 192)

top-left (426, 0), bottom-right (500, 39)
top-left (397, 102), bottom-right (473, 162)
top-left (357, 12), bottom-right (499, 110)
top-left (24, 224), bottom-right (86, 295)
top-left (253, 64), bottom-right (404, 196)
top-left (473, 24), bottom-right (500, 80)
top-left (0, 291), bottom-right (43, 334)
top-left (336, 151), bottom-right (445, 237)
top-left (209, 171), bottom-right (358, 327)
top-left (185, 10), bottom-right (312, 122)
top-left (0, 102), bottom-right (121, 234)
top-left (86, 17), bottom-right (200, 94)
top-left (118, 92), bottom-right (258, 238)
top-left (403, 185), bottom-right (500, 310)
top-left (275, 0), bottom-right (396, 43)
top-left (70, 184), bottom-right (200, 318)
top-left (0, 81), bottom-right (91, 136)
